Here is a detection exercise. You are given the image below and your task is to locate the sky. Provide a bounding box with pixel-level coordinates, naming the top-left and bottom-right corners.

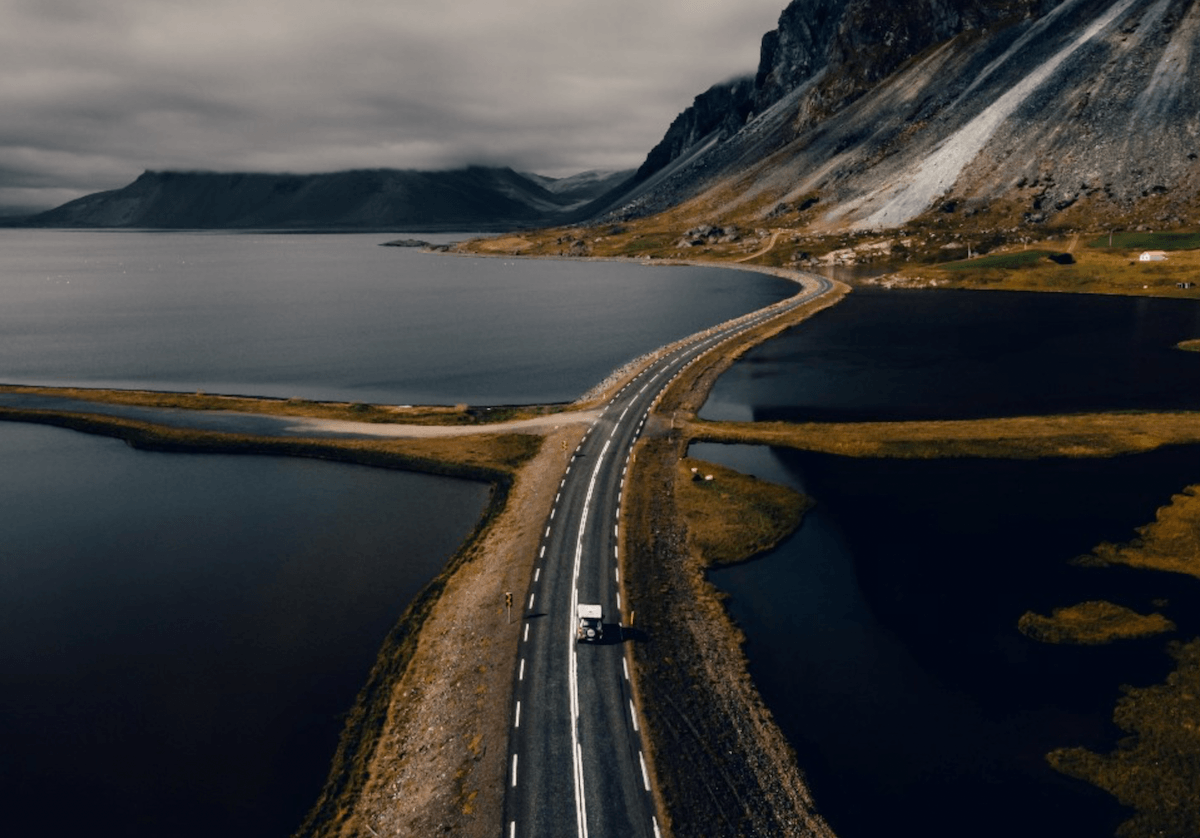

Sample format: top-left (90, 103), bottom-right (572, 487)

top-left (0, 0), bottom-right (789, 212)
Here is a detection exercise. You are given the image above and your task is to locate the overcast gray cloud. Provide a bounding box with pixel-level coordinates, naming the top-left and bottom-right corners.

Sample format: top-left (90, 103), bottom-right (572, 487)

top-left (0, 0), bottom-right (787, 211)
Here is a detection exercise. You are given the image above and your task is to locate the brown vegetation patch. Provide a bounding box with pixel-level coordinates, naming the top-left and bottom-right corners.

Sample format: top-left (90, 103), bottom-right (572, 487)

top-left (687, 413), bottom-right (1200, 460)
top-left (676, 457), bottom-right (812, 567)
top-left (0, 383), bottom-right (564, 426)
top-left (1017, 601), bottom-right (1175, 645)
top-left (1078, 486), bottom-right (1200, 581)
top-left (1177, 339), bottom-right (1200, 353)
top-left (1048, 639), bottom-right (1200, 838)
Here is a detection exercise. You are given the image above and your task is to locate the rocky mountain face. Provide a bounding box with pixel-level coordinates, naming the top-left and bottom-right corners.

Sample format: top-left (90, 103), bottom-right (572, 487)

top-left (598, 0), bottom-right (1199, 233)
top-left (19, 167), bottom-right (632, 231)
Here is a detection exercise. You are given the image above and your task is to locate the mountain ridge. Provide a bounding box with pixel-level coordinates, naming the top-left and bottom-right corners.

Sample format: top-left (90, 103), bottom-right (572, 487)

top-left (12, 167), bottom-right (633, 231)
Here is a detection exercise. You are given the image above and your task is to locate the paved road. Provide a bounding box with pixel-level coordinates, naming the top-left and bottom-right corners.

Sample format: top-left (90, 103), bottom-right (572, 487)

top-left (504, 270), bottom-right (834, 838)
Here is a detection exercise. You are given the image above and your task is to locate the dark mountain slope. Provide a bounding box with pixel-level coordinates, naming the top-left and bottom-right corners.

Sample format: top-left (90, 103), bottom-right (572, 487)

top-left (21, 167), bottom-right (627, 231)
top-left (596, 0), bottom-right (1198, 232)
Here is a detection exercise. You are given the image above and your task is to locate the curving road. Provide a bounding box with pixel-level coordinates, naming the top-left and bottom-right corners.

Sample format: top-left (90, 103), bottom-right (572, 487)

top-left (504, 269), bottom-right (834, 838)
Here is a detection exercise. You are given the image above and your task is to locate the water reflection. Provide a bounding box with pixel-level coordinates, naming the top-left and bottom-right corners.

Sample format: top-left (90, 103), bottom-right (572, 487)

top-left (0, 422), bottom-right (490, 838)
top-left (698, 442), bottom-right (1200, 838)
top-left (701, 289), bottom-right (1200, 422)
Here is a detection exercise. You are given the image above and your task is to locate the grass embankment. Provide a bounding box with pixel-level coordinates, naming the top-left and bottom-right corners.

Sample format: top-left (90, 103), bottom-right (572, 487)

top-left (916, 240), bottom-right (1200, 296)
top-left (686, 413), bottom-right (1200, 459)
top-left (1078, 486), bottom-right (1200, 581)
top-left (1017, 601), bottom-right (1175, 644)
top-left (0, 383), bottom-right (565, 425)
top-left (676, 457), bottom-right (812, 567)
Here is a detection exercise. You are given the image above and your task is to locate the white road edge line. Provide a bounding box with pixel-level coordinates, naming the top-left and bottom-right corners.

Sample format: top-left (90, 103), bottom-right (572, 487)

top-left (639, 750), bottom-right (651, 791)
top-left (515, 701), bottom-right (521, 728)
top-left (511, 753), bottom-right (518, 787)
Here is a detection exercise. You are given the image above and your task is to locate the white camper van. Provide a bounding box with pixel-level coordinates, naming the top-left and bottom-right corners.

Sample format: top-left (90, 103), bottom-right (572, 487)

top-left (576, 604), bottom-right (604, 642)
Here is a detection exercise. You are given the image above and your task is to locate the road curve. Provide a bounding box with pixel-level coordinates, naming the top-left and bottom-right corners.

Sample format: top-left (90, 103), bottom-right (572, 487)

top-left (505, 269), bottom-right (835, 838)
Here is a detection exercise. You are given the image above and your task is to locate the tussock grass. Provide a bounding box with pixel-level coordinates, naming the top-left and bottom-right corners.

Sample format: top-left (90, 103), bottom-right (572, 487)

top-left (1177, 339), bottom-right (1200, 353)
top-left (1048, 639), bottom-right (1200, 838)
top-left (676, 457), bottom-right (812, 567)
top-left (687, 412), bottom-right (1200, 460)
top-left (1017, 601), bottom-right (1175, 645)
top-left (1077, 486), bottom-right (1200, 581)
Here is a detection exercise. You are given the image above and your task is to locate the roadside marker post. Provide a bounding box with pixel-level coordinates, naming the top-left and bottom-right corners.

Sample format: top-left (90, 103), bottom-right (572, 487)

top-left (505, 591), bottom-right (513, 624)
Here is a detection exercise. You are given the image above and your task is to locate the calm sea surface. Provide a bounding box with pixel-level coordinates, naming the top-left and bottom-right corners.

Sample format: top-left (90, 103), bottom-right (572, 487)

top-left (0, 422), bottom-right (490, 837)
top-left (0, 230), bottom-right (795, 404)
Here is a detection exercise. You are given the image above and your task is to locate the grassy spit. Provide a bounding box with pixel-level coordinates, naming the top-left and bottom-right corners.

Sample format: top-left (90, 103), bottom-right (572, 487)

top-left (0, 383), bottom-right (567, 425)
top-left (686, 412), bottom-right (1200, 460)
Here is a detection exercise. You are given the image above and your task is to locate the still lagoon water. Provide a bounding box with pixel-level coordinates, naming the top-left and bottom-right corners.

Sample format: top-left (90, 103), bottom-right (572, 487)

top-left (0, 422), bottom-right (490, 837)
top-left (0, 231), bottom-right (797, 837)
top-left (697, 288), bottom-right (1200, 838)
top-left (0, 230), bottom-right (795, 404)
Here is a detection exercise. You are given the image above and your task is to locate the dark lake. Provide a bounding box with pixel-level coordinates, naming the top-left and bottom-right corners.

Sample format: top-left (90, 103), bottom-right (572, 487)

top-left (0, 230), bottom-right (795, 405)
top-left (700, 287), bottom-right (1200, 422)
top-left (699, 442), bottom-right (1200, 838)
top-left (0, 422), bottom-right (490, 838)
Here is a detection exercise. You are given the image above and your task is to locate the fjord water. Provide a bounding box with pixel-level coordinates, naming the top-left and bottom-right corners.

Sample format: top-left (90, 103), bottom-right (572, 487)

top-left (701, 286), bottom-right (1200, 421)
top-left (0, 230), bottom-right (795, 404)
top-left (0, 422), bottom-right (490, 837)
top-left (699, 442), bottom-right (1200, 838)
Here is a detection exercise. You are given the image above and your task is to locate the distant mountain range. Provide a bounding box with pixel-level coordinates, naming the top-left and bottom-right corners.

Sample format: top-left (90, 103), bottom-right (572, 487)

top-left (13, 0), bottom-right (1198, 234)
top-left (10, 167), bottom-right (633, 231)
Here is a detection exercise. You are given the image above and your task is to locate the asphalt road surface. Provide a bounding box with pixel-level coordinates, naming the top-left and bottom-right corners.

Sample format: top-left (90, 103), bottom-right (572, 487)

top-left (505, 270), bottom-right (834, 838)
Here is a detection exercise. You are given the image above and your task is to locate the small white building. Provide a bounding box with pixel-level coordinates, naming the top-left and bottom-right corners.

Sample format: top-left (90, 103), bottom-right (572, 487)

top-left (1139, 250), bottom-right (1168, 262)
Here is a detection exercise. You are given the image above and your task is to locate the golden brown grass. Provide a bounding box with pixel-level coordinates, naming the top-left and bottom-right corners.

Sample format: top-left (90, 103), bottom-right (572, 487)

top-left (895, 244), bottom-right (1200, 298)
top-left (0, 407), bottom-right (542, 477)
top-left (675, 457), bottom-right (812, 567)
top-left (0, 384), bottom-right (566, 425)
top-left (686, 412), bottom-right (1200, 459)
top-left (1017, 601), bottom-right (1175, 645)
top-left (1077, 486), bottom-right (1200, 581)
top-left (1048, 639), bottom-right (1200, 838)
top-left (1178, 339), bottom-right (1200, 353)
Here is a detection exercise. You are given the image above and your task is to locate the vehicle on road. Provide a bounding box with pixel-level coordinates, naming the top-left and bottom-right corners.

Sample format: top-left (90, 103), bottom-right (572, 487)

top-left (576, 604), bottom-right (604, 642)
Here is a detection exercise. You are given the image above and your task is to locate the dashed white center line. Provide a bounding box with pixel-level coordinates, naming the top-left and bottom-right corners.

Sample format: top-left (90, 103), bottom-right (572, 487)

top-left (515, 701), bottom-right (521, 728)
top-left (534, 568), bottom-right (540, 582)
top-left (519, 659), bottom-right (525, 680)
top-left (528, 593), bottom-right (535, 609)
top-left (629, 700), bottom-right (639, 732)
top-left (512, 754), bottom-right (518, 787)
top-left (523, 623), bottom-right (529, 642)
top-left (623, 658), bottom-right (629, 680)
top-left (639, 751), bottom-right (651, 791)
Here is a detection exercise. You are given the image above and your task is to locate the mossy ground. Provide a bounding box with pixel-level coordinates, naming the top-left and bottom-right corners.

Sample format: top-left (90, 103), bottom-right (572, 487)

top-left (1017, 601), bottom-right (1175, 645)
top-left (1048, 639), bottom-right (1200, 838)
top-left (1079, 486), bottom-right (1200, 581)
top-left (675, 457), bottom-right (812, 567)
